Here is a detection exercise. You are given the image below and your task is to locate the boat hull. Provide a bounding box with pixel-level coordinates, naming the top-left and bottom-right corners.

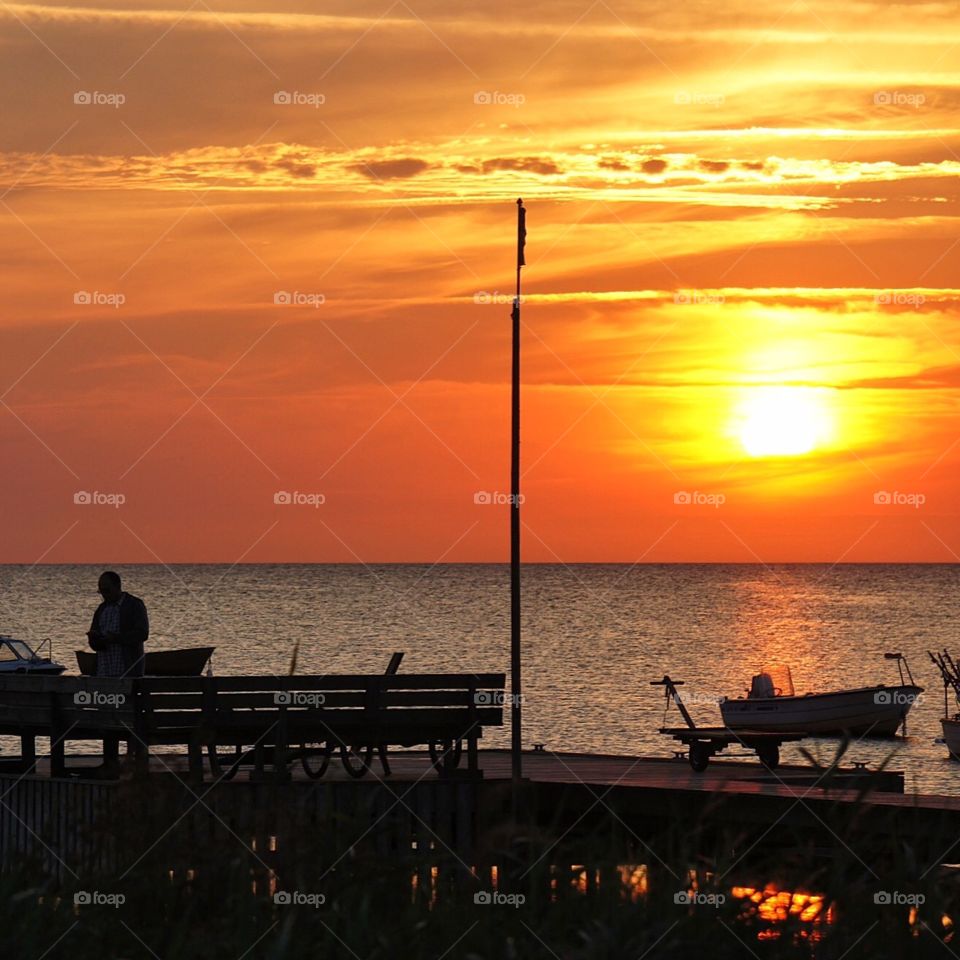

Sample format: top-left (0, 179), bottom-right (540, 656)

top-left (720, 684), bottom-right (923, 736)
top-left (75, 646), bottom-right (215, 677)
top-left (942, 718), bottom-right (960, 759)
top-left (0, 662), bottom-right (65, 675)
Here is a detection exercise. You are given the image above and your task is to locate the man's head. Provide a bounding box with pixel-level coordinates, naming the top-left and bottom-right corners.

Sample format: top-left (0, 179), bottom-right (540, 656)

top-left (98, 570), bottom-right (122, 603)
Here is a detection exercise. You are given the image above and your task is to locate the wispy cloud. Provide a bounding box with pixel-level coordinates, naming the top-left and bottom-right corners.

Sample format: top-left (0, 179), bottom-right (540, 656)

top-left (3, 140), bottom-right (959, 212)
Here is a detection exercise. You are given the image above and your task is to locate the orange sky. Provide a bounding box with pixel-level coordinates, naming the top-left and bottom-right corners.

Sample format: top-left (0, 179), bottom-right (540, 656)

top-left (1, 0), bottom-right (960, 563)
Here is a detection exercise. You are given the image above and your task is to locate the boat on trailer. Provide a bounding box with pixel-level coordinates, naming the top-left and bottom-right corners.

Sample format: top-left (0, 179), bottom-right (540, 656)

top-left (719, 654), bottom-right (922, 737)
top-left (0, 635), bottom-right (66, 675)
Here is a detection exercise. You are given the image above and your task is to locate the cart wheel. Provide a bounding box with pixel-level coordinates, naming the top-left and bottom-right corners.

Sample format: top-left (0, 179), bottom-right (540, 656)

top-left (341, 743), bottom-right (373, 778)
top-left (301, 741), bottom-right (333, 779)
top-left (207, 743), bottom-right (248, 780)
top-left (689, 742), bottom-right (710, 772)
top-left (208, 743), bottom-right (245, 781)
top-left (428, 739), bottom-right (463, 773)
top-left (758, 745), bottom-right (780, 769)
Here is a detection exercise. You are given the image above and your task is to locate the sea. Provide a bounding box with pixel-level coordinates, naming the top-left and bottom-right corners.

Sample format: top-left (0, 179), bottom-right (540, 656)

top-left (1, 563), bottom-right (958, 795)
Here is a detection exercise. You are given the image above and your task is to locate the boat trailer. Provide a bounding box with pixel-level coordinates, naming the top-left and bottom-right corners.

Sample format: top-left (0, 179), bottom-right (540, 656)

top-left (654, 675), bottom-right (808, 772)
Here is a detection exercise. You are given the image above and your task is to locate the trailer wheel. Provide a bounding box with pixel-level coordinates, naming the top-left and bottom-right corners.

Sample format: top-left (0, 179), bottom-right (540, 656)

top-left (758, 744), bottom-right (780, 769)
top-left (689, 742), bottom-right (710, 772)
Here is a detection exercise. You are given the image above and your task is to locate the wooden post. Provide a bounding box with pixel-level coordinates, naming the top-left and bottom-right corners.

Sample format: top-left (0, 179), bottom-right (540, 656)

top-left (50, 693), bottom-right (66, 778)
top-left (468, 679), bottom-right (480, 778)
top-left (19, 733), bottom-right (35, 774)
top-left (187, 733), bottom-right (204, 786)
top-left (273, 703), bottom-right (290, 783)
top-left (510, 198), bottom-right (525, 802)
top-left (132, 679), bottom-right (151, 779)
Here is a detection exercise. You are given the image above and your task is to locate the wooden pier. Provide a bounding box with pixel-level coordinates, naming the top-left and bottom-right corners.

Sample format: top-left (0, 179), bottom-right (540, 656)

top-left (3, 747), bottom-right (957, 884)
top-left (1, 673), bottom-right (957, 888)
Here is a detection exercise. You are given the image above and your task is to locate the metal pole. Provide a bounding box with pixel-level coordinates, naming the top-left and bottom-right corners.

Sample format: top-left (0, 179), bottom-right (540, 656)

top-left (511, 198), bottom-right (524, 796)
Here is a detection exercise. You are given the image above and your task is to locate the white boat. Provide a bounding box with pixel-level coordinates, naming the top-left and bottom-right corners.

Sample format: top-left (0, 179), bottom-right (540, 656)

top-left (942, 718), bottom-right (960, 759)
top-left (719, 656), bottom-right (922, 737)
top-left (928, 651), bottom-right (960, 759)
top-left (0, 635), bottom-right (66, 675)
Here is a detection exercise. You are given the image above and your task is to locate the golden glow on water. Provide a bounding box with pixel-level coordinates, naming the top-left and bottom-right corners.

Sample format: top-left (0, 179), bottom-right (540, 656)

top-left (732, 884), bottom-right (834, 940)
top-left (571, 865), bottom-right (591, 894)
top-left (618, 865), bottom-right (649, 902)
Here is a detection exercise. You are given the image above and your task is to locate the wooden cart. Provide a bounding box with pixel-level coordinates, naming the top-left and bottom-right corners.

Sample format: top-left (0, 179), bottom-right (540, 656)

top-left (653, 675), bottom-right (807, 771)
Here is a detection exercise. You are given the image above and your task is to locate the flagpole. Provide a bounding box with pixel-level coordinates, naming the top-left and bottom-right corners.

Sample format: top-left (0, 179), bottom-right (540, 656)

top-left (511, 198), bottom-right (525, 799)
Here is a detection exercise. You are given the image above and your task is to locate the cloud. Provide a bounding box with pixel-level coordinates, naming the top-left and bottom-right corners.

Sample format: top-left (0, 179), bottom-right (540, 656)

top-left (7, 141), bottom-right (959, 217)
top-left (479, 157), bottom-right (562, 176)
top-left (349, 158), bottom-right (432, 180)
top-left (598, 157), bottom-right (630, 171)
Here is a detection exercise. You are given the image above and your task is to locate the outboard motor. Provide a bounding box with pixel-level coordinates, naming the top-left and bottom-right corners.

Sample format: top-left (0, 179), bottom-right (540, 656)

top-left (748, 664), bottom-right (795, 699)
top-left (749, 672), bottom-right (776, 699)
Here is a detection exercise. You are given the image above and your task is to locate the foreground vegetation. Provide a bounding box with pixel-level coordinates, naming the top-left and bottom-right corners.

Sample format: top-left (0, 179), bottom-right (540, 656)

top-left (7, 824), bottom-right (960, 959)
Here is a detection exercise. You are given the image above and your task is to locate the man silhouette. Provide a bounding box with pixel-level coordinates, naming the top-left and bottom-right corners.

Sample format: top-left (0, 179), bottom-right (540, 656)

top-left (86, 570), bottom-right (149, 777)
top-left (87, 570), bottom-right (149, 678)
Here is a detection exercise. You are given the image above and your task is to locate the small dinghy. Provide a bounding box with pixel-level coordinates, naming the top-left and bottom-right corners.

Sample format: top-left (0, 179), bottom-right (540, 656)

top-left (0, 635), bottom-right (66, 675)
top-left (75, 646), bottom-right (215, 677)
top-left (719, 654), bottom-right (922, 737)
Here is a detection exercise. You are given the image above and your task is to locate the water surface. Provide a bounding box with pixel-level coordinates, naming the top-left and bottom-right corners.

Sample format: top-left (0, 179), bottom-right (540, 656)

top-left (1, 563), bottom-right (956, 794)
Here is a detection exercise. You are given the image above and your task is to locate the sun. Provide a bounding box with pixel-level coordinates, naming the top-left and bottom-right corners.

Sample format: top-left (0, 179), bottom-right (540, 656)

top-left (735, 386), bottom-right (834, 458)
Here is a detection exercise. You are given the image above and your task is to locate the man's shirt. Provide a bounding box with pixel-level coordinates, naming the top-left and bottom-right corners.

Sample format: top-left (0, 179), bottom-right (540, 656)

top-left (96, 594), bottom-right (127, 677)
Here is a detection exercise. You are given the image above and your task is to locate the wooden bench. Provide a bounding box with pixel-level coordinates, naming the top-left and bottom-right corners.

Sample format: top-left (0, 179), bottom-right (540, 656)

top-left (0, 673), bottom-right (506, 783)
top-left (135, 673), bottom-right (505, 783)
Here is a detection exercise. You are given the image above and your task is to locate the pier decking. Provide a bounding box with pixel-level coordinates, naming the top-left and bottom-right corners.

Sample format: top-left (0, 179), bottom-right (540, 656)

top-left (13, 746), bottom-right (904, 793)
